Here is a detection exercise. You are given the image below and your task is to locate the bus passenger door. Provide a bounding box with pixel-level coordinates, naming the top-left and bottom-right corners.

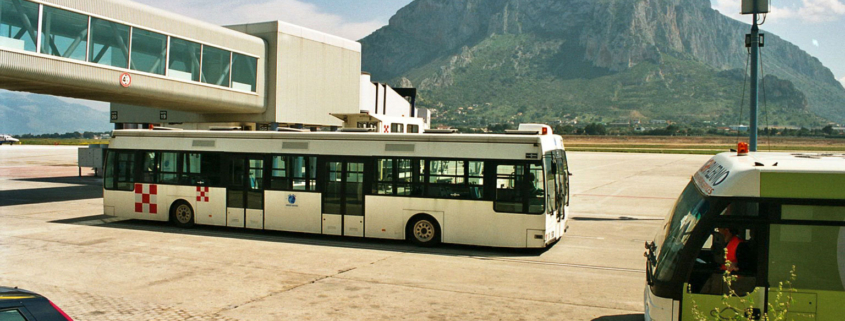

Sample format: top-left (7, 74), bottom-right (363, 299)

top-left (321, 158), bottom-right (365, 237)
top-left (226, 155), bottom-right (264, 229)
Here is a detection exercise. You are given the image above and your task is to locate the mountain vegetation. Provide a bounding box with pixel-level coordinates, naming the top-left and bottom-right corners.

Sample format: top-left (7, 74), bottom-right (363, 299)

top-left (360, 0), bottom-right (845, 128)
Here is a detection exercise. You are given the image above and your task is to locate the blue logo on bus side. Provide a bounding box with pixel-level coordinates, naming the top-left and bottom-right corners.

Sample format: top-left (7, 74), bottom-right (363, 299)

top-left (288, 194), bottom-right (296, 204)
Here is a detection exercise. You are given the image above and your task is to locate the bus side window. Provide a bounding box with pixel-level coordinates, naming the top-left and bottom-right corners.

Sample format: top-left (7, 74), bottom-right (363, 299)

top-left (180, 153), bottom-right (202, 185)
top-left (374, 158), bottom-right (394, 195)
top-left (139, 151), bottom-right (157, 183)
top-left (494, 165), bottom-right (523, 213)
top-left (494, 163), bottom-right (544, 214)
top-left (270, 155), bottom-right (289, 190)
top-left (531, 163), bottom-right (546, 214)
top-left (105, 150), bottom-right (116, 190)
top-left (105, 150), bottom-right (135, 191)
top-left (290, 156), bottom-right (316, 191)
top-left (770, 205), bottom-right (845, 292)
top-left (200, 153), bottom-right (222, 186)
top-left (159, 152), bottom-right (179, 184)
top-left (468, 161), bottom-right (484, 200)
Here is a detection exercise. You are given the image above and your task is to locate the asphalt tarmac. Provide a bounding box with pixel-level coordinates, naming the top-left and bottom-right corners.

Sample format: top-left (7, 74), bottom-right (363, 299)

top-left (0, 145), bottom-right (712, 320)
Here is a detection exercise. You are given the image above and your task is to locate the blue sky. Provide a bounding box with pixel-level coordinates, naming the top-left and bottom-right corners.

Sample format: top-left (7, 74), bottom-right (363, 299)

top-left (710, 0), bottom-right (845, 87)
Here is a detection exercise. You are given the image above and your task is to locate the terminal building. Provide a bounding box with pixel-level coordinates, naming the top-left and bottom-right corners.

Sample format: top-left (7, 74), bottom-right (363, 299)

top-left (0, 0), bottom-right (428, 132)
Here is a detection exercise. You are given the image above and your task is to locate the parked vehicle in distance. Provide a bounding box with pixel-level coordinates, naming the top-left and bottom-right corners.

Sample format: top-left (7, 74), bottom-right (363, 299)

top-left (0, 135), bottom-right (19, 145)
top-left (0, 286), bottom-right (73, 320)
top-left (644, 145), bottom-right (845, 320)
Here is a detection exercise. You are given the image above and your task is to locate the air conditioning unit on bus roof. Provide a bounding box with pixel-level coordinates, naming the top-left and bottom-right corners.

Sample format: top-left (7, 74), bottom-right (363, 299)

top-left (507, 124), bottom-right (553, 135)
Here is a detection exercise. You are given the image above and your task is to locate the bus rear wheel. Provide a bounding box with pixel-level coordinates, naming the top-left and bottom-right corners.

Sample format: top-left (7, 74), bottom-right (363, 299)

top-left (170, 201), bottom-right (195, 228)
top-left (407, 216), bottom-right (441, 246)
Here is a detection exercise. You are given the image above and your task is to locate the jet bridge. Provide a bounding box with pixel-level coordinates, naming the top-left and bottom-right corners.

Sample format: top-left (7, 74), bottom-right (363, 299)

top-left (0, 0), bottom-right (363, 127)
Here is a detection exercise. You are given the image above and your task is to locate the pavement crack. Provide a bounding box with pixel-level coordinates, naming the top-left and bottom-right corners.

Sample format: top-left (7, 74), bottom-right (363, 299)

top-left (212, 262), bottom-right (369, 315)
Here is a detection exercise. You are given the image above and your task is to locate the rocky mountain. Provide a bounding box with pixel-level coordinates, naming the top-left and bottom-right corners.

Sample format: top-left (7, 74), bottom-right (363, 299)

top-left (361, 0), bottom-right (845, 127)
top-left (0, 91), bottom-right (112, 135)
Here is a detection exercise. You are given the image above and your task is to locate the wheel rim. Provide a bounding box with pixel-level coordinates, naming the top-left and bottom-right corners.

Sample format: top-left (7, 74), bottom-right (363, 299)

top-left (175, 204), bottom-right (192, 224)
top-left (413, 220), bottom-right (435, 242)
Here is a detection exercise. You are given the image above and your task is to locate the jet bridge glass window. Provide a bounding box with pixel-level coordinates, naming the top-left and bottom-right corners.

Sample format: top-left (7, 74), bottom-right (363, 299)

top-left (88, 18), bottom-right (129, 68)
top-left (40, 6), bottom-right (88, 61)
top-left (168, 37), bottom-right (201, 82)
top-left (201, 45), bottom-right (231, 87)
top-left (231, 53), bottom-right (256, 92)
top-left (0, 0), bottom-right (39, 52)
top-left (130, 28), bottom-right (167, 75)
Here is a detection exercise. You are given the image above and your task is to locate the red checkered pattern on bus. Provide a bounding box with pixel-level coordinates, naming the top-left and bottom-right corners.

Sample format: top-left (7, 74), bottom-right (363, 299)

top-left (196, 186), bottom-right (209, 202)
top-left (134, 183), bottom-right (158, 214)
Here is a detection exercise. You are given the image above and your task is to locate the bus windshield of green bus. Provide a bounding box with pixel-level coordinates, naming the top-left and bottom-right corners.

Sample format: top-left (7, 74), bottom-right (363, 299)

top-left (653, 182), bottom-right (711, 282)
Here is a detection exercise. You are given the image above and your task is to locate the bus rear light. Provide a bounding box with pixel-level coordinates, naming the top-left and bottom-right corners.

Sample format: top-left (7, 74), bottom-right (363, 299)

top-left (737, 142), bottom-right (749, 156)
top-left (541, 127), bottom-right (548, 135)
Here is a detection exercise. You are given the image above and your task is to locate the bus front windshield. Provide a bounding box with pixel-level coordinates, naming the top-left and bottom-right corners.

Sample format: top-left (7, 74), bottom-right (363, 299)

top-left (653, 181), bottom-right (711, 282)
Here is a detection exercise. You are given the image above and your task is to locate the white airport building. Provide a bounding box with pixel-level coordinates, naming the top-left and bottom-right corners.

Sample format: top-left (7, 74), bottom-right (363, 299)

top-left (0, 0), bottom-right (428, 132)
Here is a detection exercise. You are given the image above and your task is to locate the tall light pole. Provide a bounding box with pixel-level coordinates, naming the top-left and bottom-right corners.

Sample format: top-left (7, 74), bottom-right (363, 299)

top-left (742, 0), bottom-right (768, 151)
top-left (749, 15), bottom-right (760, 151)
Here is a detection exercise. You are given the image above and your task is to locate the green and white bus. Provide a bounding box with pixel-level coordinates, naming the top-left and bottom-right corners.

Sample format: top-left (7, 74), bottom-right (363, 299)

top-left (103, 124), bottom-right (570, 248)
top-left (644, 149), bottom-right (845, 320)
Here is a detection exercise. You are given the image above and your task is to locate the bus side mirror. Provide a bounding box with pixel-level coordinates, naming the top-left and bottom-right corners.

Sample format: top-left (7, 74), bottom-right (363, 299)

top-left (568, 172), bottom-right (573, 176)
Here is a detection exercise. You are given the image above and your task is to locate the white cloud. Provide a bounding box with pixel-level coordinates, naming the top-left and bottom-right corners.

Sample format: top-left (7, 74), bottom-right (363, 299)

top-left (135, 0), bottom-right (385, 40)
top-left (794, 0), bottom-right (845, 22)
top-left (55, 97), bottom-right (110, 112)
top-left (712, 0), bottom-right (845, 23)
top-left (812, 39), bottom-right (819, 46)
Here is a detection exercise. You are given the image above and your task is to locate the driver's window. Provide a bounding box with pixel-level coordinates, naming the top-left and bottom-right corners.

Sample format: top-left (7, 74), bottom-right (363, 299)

top-left (687, 203), bottom-right (761, 296)
top-left (688, 225), bottom-right (758, 296)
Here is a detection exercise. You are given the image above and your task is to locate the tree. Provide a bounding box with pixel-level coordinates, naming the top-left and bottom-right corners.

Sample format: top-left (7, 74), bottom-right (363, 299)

top-left (797, 127), bottom-right (810, 137)
top-left (583, 123), bottom-right (607, 135)
top-left (822, 125), bottom-right (834, 135)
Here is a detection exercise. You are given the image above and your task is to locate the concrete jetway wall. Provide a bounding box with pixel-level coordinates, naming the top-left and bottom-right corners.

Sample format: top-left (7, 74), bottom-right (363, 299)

top-left (227, 21), bottom-right (361, 127)
top-left (0, 0), bottom-right (266, 114)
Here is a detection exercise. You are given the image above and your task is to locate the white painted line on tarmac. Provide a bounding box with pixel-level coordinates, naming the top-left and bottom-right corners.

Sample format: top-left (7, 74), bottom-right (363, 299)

top-left (565, 235), bottom-right (606, 240)
top-left (472, 256), bottom-right (644, 273)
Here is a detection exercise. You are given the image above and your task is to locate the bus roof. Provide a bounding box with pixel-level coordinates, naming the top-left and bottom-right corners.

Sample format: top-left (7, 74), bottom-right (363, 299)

top-left (109, 129), bottom-right (565, 160)
top-left (693, 152), bottom-right (845, 200)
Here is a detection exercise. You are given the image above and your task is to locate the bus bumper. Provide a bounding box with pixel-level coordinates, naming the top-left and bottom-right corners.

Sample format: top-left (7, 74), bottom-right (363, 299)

top-left (644, 283), bottom-right (674, 321)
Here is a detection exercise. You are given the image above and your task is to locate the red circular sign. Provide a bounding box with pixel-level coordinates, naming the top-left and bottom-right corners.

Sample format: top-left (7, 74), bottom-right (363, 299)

top-left (119, 73), bottom-right (132, 87)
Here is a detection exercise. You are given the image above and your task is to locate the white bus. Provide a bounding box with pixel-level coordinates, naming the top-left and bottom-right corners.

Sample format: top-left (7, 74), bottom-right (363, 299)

top-left (103, 124), bottom-right (570, 248)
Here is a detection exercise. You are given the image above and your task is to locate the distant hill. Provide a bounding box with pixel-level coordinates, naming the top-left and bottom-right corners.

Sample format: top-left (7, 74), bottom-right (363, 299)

top-left (360, 0), bottom-right (845, 127)
top-left (0, 91), bottom-right (112, 135)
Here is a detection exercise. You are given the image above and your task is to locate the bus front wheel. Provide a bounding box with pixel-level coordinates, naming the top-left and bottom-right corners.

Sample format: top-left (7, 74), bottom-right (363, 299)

top-left (407, 216), bottom-right (441, 246)
top-left (170, 201), bottom-right (195, 228)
